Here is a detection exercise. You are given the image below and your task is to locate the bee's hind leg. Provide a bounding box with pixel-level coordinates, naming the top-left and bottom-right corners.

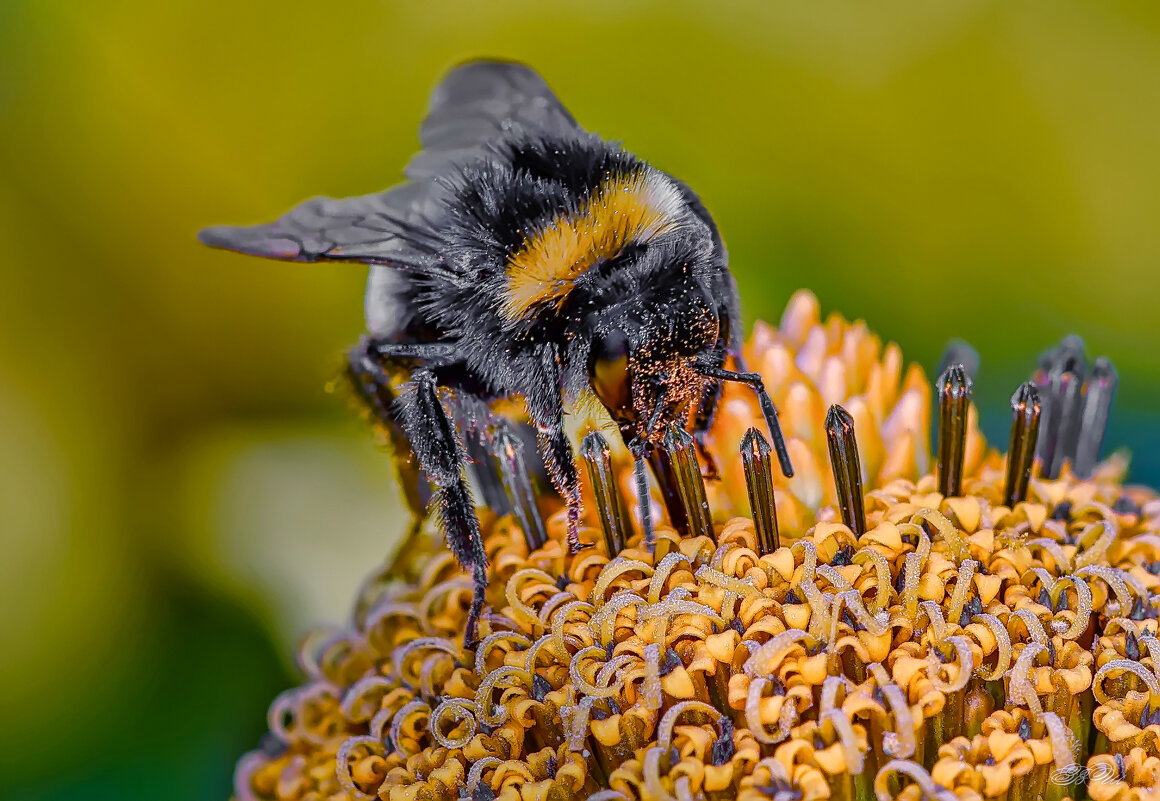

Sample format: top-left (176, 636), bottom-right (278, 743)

top-left (394, 368), bottom-right (489, 649)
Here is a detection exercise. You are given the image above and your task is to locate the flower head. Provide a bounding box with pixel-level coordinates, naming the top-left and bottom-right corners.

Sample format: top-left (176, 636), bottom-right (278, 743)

top-left (235, 291), bottom-right (1160, 801)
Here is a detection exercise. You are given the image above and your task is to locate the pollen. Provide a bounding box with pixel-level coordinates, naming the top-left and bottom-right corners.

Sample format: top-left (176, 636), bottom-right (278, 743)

top-left (502, 170), bottom-right (684, 322)
top-left (232, 291), bottom-right (1160, 801)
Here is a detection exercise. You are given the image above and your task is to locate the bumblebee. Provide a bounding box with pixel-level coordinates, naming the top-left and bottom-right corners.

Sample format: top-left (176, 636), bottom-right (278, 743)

top-left (200, 60), bottom-right (792, 643)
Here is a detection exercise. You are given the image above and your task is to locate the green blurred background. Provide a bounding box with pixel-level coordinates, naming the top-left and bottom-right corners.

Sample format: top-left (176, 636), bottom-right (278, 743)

top-left (2, 2), bottom-right (1159, 798)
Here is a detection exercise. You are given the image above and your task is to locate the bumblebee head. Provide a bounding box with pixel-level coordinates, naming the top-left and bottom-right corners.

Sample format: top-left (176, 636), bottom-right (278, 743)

top-left (588, 281), bottom-right (720, 450)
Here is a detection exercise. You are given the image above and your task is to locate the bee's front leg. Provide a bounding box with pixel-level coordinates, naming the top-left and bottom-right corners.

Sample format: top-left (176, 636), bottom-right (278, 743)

top-left (695, 363), bottom-right (794, 479)
top-left (395, 368), bottom-right (489, 648)
top-left (528, 348), bottom-right (587, 554)
top-left (345, 337), bottom-right (435, 535)
top-left (536, 418), bottom-right (585, 554)
top-left (691, 311), bottom-right (733, 480)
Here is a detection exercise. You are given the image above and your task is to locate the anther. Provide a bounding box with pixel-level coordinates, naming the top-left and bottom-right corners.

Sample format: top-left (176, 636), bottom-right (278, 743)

top-left (632, 448), bottom-right (654, 544)
top-left (937, 364), bottom-right (972, 498)
top-left (580, 431), bottom-right (628, 556)
top-left (1049, 370), bottom-right (1084, 479)
top-left (825, 404), bottom-right (866, 535)
top-left (1126, 631), bottom-right (1141, 661)
top-left (663, 423), bottom-right (714, 541)
top-left (711, 716), bottom-right (736, 766)
top-left (1074, 357), bottom-right (1117, 478)
top-left (1033, 336), bottom-right (1085, 479)
top-left (491, 420), bottom-right (547, 551)
top-left (1113, 495), bottom-right (1140, 516)
top-left (740, 427), bottom-right (780, 555)
top-left (466, 433), bottom-right (511, 516)
top-left (1038, 587), bottom-right (1052, 609)
top-left (1004, 382), bottom-right (1041, 507)
top-left (1039, 334), bottom-right (1086, 375)
top-left (646, 448), bottom-right (688, 535)
top-left (937, 339), bottom-right (980, 383)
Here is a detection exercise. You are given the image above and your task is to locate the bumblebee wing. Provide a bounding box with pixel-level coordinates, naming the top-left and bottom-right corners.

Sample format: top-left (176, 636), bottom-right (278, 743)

top-left (198, 180), bottom-right (447, 268)
top-left (200, 62), bottom-right (576, 266)
top-left (406, 60), bottom-right (582, 180)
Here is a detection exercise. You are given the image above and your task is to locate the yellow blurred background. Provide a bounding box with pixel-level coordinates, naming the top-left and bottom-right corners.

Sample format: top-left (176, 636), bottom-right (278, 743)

top-left (2, 2), bottom-right (1159, 798)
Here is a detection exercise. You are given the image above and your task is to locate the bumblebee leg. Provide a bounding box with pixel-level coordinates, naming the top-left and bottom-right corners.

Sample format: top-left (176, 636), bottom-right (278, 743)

top-left (695, 363), bottom-right (794, 479)
top-left (536, 417), bottom-right (585, 553)
top-left (691, 313), bottom-right (734, 479)
top-left (345, 342), bottom-right (434, 585)
top-left (346, 334), bottom-right (465, 508)
top-left (528, 348), bottom-right (586, 554)
top-left (395, 368), bottom-right (489, 648)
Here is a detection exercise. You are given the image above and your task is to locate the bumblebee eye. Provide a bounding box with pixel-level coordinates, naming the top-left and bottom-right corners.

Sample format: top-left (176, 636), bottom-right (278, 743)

top-left (590, 329), bottom-right (631, 414)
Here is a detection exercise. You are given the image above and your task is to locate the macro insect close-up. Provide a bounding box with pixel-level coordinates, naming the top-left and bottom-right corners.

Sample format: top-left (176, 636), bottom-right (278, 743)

top-left (200, 61), bottom-right (793, 645)
top-left (6, 5), bottom-right (1160, 801)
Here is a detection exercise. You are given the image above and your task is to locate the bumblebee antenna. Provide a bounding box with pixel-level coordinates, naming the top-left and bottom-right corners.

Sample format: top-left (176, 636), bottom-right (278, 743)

top-left (695, 363), bottom-right (794, 478)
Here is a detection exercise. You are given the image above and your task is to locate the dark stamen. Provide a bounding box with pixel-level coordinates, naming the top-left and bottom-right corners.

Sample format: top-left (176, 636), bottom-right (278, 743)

top-left (646, 447), bottom-right (689, 535)
top-left (937, 339), bottom-right (980, 383)
top-left (258, 731), bottom-right (288, 758)
top-left (1038, 587), bottom-right (1052, 609)
top-left (1126, 631), bottom-right (1141, 661)
top-left (1033, 336), bottom-right (1085, 479)
top-left (663, 423), bottom-right (713, 540)
top-left (711, 716), bottom-right (736, 766)
top-left (825, 404), bottom-right (866, 535)
top-left (937, 365), bottom-right (972, 498)
top-left (532, 674), bottom-right (551, 702)
top-left (466, 433), bottom-right (511, 516)
top-left (1049, 370), bottom-right (1084, 478)
top-left (1039, 334), bottom-right (1086, 375)
top-left (579, 431), bottom-right (628, 556)
top-left (1005, 382), bottom-right (1041, 507)
top-left (1113, 495), bottom-right (1140, 516)
top-left (959, 595), bottom-right (983, 627)
top-left (659, 648), bottom-right (683, 676)
top-left (491, 420), bottom-right (547, 551)
top-left (831, 545), bottom-right (854, 567)
top-left (740, 427), bottom-right (780, 554)
top-left (1074, 357), bottom-right (1117, 478)
top-left (633, 449), bottom-right (654, 544)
